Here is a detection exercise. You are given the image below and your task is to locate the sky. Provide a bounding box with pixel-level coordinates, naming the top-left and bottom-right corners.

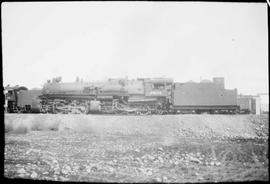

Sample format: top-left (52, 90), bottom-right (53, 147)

top-left (1, 2), bottom-right (268, 99)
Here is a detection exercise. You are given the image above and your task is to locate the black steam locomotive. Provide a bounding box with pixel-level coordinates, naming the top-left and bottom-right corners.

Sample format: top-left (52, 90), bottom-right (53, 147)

top-left (4, 77), bottom-right (240, 114)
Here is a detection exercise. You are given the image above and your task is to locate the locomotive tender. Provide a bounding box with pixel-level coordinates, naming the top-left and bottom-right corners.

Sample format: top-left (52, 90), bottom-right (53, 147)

top-left (4, 77), bottom-right (240, 114)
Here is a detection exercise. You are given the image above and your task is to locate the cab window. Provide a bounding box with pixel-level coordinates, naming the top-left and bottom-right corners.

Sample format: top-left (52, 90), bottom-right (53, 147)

top-left (153, 83), bottom-right (165, 89)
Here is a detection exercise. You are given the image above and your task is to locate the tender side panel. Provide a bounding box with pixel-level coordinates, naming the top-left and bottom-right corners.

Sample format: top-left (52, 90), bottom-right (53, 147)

top-left (172, 82), bottom-right (237, 107)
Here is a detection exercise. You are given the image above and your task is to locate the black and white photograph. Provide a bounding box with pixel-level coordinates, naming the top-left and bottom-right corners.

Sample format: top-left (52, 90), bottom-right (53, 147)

top-left (2, 1), bottom-right (269, 183)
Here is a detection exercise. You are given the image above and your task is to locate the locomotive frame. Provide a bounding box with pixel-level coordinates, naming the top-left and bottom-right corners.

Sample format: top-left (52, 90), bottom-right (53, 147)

top-left (4, 77), bottom-right (241, 114)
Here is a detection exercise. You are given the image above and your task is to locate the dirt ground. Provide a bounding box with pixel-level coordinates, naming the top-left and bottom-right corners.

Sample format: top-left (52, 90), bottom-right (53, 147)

top-left (4, 114), bottom-right (269, 182)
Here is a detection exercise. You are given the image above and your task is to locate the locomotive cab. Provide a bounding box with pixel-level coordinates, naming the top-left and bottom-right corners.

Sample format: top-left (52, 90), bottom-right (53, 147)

top-left (143, 78), bottom-right (173, 113)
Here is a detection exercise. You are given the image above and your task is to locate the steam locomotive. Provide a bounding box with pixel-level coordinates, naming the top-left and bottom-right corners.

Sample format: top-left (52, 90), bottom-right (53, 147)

top-left (4, 77), bottom-right (240, 114)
